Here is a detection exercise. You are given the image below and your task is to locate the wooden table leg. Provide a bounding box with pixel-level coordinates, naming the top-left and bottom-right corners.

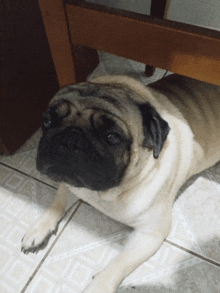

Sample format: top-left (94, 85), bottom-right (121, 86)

top-left (145, 0), bottom-right (167, 77)
top-left (38, 0), bottom-right (99, 87)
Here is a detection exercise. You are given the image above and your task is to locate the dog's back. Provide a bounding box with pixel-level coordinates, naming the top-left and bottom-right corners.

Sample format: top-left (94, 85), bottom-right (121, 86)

top-left (149, 74), bottom-right (220, 173)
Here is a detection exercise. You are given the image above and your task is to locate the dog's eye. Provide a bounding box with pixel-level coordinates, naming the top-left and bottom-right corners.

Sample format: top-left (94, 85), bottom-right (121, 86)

top-left (43, 116), bottom-right (52, 128)
top-left (106, 132), bottom-right (122, 145)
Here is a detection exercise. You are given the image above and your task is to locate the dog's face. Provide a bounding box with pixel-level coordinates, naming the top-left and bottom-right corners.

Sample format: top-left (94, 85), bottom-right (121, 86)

top-left (37, 81), bottom-right (170, 191)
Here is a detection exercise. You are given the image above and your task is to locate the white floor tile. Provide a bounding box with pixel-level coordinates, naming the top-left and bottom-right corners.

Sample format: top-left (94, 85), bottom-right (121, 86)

top-left (21, 203), bottom-right (220, 293)
top-left (0, 149), bottom-right (59, 188)
top-left (1, 51), bottom-right (220, 293)
top-left (175, 168), bottom-right (220, 262)
top-left (0, 169), bottom-right (79, 293)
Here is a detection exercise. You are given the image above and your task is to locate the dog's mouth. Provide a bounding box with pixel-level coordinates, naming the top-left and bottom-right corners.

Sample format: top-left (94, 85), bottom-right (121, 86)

top-left (37, 162), bottom-right (86, 188)
top-left (36, 134), bottom-right (127, 191)
top-left (37, 159), bottom-right (122, 191)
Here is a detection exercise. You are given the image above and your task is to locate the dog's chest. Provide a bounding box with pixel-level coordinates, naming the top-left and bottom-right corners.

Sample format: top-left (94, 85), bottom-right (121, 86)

top-left (68, 185), bottom-right (144, 225)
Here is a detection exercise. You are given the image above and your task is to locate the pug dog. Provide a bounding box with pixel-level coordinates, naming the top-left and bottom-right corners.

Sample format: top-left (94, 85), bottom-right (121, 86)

top-left (21, 74), bottom-right (220, 293)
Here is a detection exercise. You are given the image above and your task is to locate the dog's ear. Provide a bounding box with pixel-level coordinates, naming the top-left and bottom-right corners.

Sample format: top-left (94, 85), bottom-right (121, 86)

top-left (137, 103), bottom-right (170, 159)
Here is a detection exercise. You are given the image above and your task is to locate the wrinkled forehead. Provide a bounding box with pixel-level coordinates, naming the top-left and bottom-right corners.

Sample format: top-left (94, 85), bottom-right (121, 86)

top-left (48, 82), bottom-right (144, 142)
top-left (50, 87), bottom-right (124, 118)
top-left (49, 87), bottom-right (127, 134)
top-left (51, 82), bottom-right (136, 114)
top-left (50, 82), bottom-right (132, 111)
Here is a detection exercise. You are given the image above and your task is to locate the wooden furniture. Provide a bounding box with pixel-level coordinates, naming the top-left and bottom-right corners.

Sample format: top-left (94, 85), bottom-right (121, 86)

top-left (38, 0), bottom-right (220, 88)
top-left (0, 0), bottom-right (59, 154)
top-left (2, 0), bottom-right (220, 154)
top-left (145, 0), bottom-right (168, 76)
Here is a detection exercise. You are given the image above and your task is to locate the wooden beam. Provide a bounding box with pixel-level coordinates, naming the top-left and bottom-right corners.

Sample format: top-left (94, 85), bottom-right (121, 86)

top-left (66, 2), bottom-right (220, 85)
top-left (39, 0), bottom-right (76, 87)
top-left (38, 0), bottom-right (99, 87)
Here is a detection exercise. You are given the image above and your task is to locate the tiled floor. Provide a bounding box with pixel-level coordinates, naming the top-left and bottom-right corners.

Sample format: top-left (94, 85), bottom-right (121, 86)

top-left (1, 52), bottom-right (220, 293)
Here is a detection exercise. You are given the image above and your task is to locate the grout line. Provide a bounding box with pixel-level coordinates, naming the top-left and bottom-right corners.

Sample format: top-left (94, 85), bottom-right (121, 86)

top-left (0, 162), bottom-right (57, 190)
top-left (2, 162), bottom-right (220, 274)
top-left (165, 239), bottom-right (220, 268)
top-left (20, 200), bottom-right (83, 293)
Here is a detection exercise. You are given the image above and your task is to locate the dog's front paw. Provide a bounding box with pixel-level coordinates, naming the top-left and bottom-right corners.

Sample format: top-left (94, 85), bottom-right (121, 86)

top-left (21, 218), bottom-right (58, 254)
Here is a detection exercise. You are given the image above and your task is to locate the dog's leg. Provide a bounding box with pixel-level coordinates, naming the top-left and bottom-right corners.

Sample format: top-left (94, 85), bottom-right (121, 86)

top-left (21, 183), bottom-right (78, 254)
top-left (83, 215), bottom-right (171, 293)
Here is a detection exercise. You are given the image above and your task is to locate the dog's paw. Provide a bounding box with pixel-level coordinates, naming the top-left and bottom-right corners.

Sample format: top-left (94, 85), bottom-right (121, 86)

top-left (21, 219), bottom-right (58, 254)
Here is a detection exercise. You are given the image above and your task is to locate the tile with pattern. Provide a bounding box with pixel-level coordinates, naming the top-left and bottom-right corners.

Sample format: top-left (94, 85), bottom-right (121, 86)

top-left (175, 169), bottom-right (220, 262)
top-left (23, 203), bottom-right (220, 293)
top-left (0, 169), bottom-right (79, 293)
top-left (1, 50), bottom-right (220, 292)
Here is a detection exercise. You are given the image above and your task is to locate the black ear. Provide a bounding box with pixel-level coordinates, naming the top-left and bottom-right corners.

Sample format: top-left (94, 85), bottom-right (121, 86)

top-left (137, 103), bottom-right (170, 159)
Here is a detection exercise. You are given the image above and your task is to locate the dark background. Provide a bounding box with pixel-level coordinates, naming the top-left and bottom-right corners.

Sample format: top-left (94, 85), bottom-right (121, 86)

top-left (0, 0), bottom-right (59, 153)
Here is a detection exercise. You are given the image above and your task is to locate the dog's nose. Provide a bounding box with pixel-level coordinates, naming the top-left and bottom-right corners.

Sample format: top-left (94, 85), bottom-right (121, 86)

top-left (55, 128), bottom-right (90, 151)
